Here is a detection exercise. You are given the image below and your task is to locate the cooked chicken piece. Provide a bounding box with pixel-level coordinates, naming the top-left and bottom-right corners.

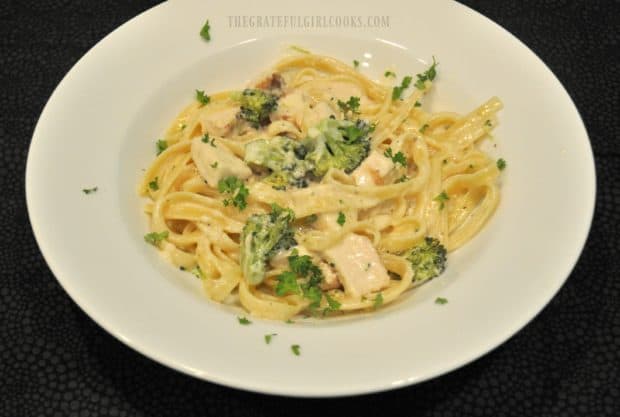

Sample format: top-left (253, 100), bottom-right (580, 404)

top-left (270, 91), bottom-right (336, 131)
top-left (191, 136), bottom-right (251, 186)
top-left (351, 150), bottom-right (395, 186)
top-left (199, 107), bottom-right (239, 138)
top-left (323, 233), bottom-right (390, 298)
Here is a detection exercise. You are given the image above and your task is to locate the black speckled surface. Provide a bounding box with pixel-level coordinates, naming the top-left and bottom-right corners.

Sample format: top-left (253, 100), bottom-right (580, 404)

top-left (1, 1), bottom-right (618, 415)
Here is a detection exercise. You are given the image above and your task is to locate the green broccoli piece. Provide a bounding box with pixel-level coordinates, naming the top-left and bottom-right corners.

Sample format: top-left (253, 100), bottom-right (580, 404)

top-left (244, 137), bottom-right (312, 189)
top-left (240, 204), bottom-right (296, 285)
top-left (236, 89), bottom-right (278, 128)
top-left (405, 237), bottom-right (447, 283)
top-left (303, 118), bottom-right (372, 177)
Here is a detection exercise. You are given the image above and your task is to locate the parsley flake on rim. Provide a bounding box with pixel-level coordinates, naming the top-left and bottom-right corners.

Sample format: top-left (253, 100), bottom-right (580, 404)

top-left (497, 158), bottom-right (507, 171)
top-left (82, 186), bottom-right (98, 194)
top-left (237, 316), bottom-right (252, 325)
top-left (199, 19), bottom-right (211, 41)
top-left (264, 333), bottom-right (277, 344)
top-left (435, 297), bottom-right (448, 305)
top-left (291, 344), bottom-right (301, 356)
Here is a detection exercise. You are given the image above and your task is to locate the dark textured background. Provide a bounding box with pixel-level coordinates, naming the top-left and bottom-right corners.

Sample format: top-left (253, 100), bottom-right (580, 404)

top-left (1, 0), bottom-right (618, 416)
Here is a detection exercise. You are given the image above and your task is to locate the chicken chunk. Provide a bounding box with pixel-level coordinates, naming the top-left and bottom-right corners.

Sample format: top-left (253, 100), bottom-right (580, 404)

top-left (323, 234), bottom-right (390, 298)
top-left (191, 136), bottom-right (252, 185)
top-left (351, 150), bottom-right (394, 186)
top-left (199, 107), bottom-right (239, 138)
top-left (270, 91), bottom-right (336, 131)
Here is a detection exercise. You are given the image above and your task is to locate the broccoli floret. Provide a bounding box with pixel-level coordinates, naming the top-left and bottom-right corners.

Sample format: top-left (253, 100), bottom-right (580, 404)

top-left (244, 136), bottom-right (312, 190)
top-left (303, 118), bottom-right (372, 177)
top-left (236, 89), bottom-right (278, 128)
top-left (405, 237), bottom-right (447, 283)
top-left (240, 203), bottom-right (296, 284)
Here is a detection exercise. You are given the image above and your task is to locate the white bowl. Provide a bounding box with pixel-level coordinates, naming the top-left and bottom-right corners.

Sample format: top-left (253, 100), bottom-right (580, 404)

top-left (26, 0), bottom-right (595, 396)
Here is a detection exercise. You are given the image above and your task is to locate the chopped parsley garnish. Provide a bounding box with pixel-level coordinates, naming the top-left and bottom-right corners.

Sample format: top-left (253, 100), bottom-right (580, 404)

top-left (419, 124), bottom-right (429, 133)
top-left (434, 191), bottom-right (449, 210)
top-left (199, 132), bottom-right (216, 147)
top-left (288, 250), bottom-right (325, 309)
top-left (237, 316), bottom-right (252, 325)
top-left (435, 297), bottom-right (448, 305)
top-left (384, 70), bottom-right (396, 78)
top-left (396, 175), bottom-right (409, 183)
top-left (392, 75), bottom-right (413, 100)
top-left (337, 96), bottom-right (361, 117)
top-left (264, 333), bottom-right (277, 344)
top-left (210, 161), bottom-right (218, 168)
top-left (325, 293), bottom-right (341, 311)
top-left (353, 59), bottom-right (360, 68)
top-left (414, 57), bottom-right (438, 90)
top-left (82, 186), bottom-right (98, 194)
top-left (485, 119), bottom-right (493, 127)
top-left (287, 250), bottom-right (313, 277)
top-left (217, 176), bottom-right (249, 210)
top-left (199, 19), bottom-right (211, 41)
top-left (384, 147), bottom-right (407, 167)
top-left (414, 101), bottom-right (422, 107)
top-left (373, 292), bottom-right (384, 308)
top-left (497, 158), bottom-right (507, 171)
top-left (190, 266), bottom-right (204, 280)
top-left (144, 231), bottom-right (169, 246)
top-left (195, 89), bottom-right (210, 105)
top-left (291, 344), bottom-right (301, 356)
top-left (179, 122), bottom-right (187, 130)
top-left (336, 212), bottom-right (346, 226)
top-left (148, 177), bottom-right (159, 191)
top-left (156, 139), bottom-right (168, 155)
top-left (275, 271), bottom-right (300, 296)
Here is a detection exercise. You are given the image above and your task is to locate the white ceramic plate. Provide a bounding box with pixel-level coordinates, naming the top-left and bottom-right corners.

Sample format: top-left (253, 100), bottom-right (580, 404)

top-left (26, 0), bottom-right (595, 397)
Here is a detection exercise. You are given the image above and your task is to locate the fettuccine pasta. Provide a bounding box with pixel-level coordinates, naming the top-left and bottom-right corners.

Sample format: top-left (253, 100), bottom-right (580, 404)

top-left (139, 52), bottom-right (503, 320)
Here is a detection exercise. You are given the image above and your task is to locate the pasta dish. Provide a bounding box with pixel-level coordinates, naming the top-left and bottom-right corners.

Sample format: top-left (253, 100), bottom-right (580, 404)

top-left (138, 51), bottom-right (504, 320)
